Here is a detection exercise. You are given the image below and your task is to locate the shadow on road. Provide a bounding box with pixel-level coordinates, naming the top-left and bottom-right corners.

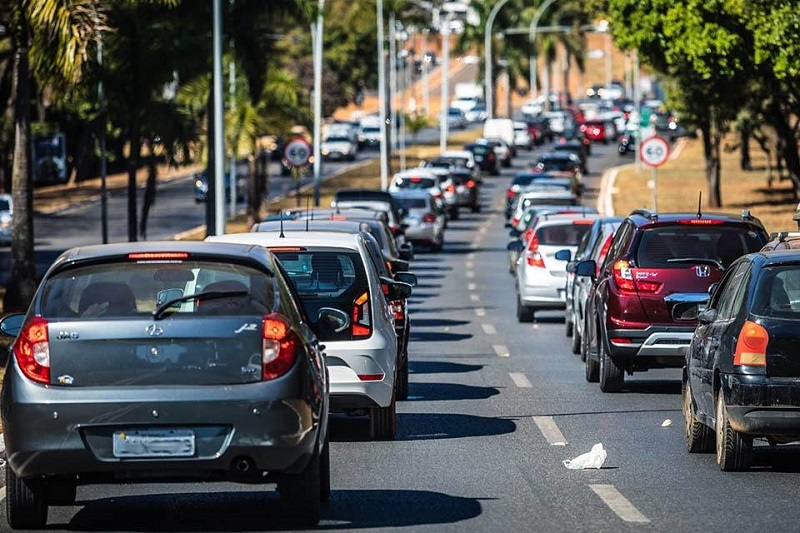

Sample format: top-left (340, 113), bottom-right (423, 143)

top-left (63, 489), bottom-right (484, 531)
top-left (409, 361), bottom-right (484, 374)
top-left (407, 383), bottom-right (501, 402)
top-left (408, 331), bottom-right (473, 342)
top-left (411, 318), bottom-right (471, 328)
top-left (331, 412), bottom-right (517, 443)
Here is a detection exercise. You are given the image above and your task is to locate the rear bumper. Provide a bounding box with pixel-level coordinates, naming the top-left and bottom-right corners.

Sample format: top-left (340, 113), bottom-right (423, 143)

top-left (519, 270), bottom-right (567, 308)
top-left (605, 325), bottom-right (694, 366)
top-left (404, 225), bottom-right (439, 243)
top-left (722, 373), bottom-right (800, 436)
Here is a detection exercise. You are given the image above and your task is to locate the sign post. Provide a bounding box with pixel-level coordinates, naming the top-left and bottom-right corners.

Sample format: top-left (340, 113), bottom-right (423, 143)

top-left (640, 135), bottom-right (670, 212)
top-left (283, 136), bottom-right (312, 207)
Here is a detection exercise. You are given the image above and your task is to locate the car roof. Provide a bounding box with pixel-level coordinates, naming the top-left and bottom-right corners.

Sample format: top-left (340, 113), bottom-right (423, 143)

top-left (757, 250), bottom-right (800, 265)
top-left (539, 152), bottom-right (574, 160)
top-left (295, 208), bottom-right (388, 221)
top-left (761, 232), bottom-right (800, 251)
top-left (207, 231), bottom-right (363, 250)
top-left (251, 220), bottom-right (369, 234)
top-left (393, 169), bottom-right (438, 179)
top-left (442, 150), bottom-right (472, 158)
top-left (535, 214), bottom-right (600, 228)
top-left (626, 210), bottom-right (765, 229)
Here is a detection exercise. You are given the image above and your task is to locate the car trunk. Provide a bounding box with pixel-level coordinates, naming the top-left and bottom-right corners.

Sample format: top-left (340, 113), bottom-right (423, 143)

top-left (762, 319), bottom-right (800, 377)
top-left (631, 265), bottom-right (723, 325)
top-left (47, 317), bottom-right (265, 387)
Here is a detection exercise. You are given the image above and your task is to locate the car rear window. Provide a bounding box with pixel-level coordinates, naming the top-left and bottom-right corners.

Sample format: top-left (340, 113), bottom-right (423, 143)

top-left (395, 197), bottom-right (428, 210)
top-left (471, 145), bottom-right (490, 155)
top-left (395, 177), bottom-right (436, 189)
top-left (536, 223), bottom-right (592, 245)
top-left (0, 198), bottom-right (10, 211)
top-left (752, 266), bottom-right (800, 318)
top-left (40, 261), bottom-right (277, 319)
top-left (273, 249), bottom-right (368, 341)
top-left (537, 159), bottom-right (574, 171)
top-left (636, 225), bottom-right (766, 269)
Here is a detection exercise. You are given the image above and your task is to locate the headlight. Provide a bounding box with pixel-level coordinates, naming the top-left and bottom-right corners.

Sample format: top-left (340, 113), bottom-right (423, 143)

top-left (322, 149), bottom-right (330, 155)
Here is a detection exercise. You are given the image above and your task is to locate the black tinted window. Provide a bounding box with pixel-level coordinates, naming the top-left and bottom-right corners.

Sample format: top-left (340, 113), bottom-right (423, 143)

top-left (395, 177), bottom-right (436, 189)
top-left (536, 223), bottom-right (592, 246)
top-left (752, 266), bottom-right (800, 318)
top-left (395, 198), bottom-right (428, 210)
top-left (537, 159), bottom-right (574, 171)
top-left (636, 225), bottom-right (765, 269)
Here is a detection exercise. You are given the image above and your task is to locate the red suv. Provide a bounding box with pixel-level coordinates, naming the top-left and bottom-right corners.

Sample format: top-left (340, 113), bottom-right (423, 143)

top-left (576, 209), bottom-right (768, 392)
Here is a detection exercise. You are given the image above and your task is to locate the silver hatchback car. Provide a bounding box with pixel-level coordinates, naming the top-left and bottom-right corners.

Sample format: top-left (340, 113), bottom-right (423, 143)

top-left (0, 242), bottom-right (330, 529)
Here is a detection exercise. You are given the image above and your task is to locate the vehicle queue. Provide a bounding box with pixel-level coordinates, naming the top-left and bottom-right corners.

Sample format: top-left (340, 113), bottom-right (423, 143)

top-left (1, 98), bottom-right (800, 530)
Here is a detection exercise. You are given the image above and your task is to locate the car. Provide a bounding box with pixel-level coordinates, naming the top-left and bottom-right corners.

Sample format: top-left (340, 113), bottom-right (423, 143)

top-left (532, 153), bottom-right (583, 195)
top-left (443, 168), bottom-right (482, 214)
top-left (208, 231), bottom-right (410, 440)
top-left (332, 189), bottom-right (406, 234)
top-left (553, 140), bottom-right (589, 175)
top-left (389, 170), bottom-right (448, 221)
top-left (580, 120), bottom-right (610, 144)
top-left (392, 190), bottom-right (446, 252)
top-left (321, 135), bottom-right (358, 161)
top-left (577, 210), bottom-right (769, 392)
top-left (761, 231), bottom-right (800, 251)
top-left (330, 200), bottom-right (407, 237)
top-left (527, 117), bottom-right (554, 144)
top-left (511, 215), bottom-right (599, 322)
top-left (358, 124), bottom-right (383, 149)
top-left (194, 170), bottom-right (247, 203)
top-left (566, 217), bottom-right (623, 357)
top-left (464, 102), bottom-right (488, 123)
top-left (243, 220), bottom-right (417, 402)
top-left (513, 121), bottom-right (533, 151)
top-left (0, 241), bottom-right (330, 529)
top-left (464, 141), bottom-right (500, 175)
top-left (440, 149), bottom-right (478, 174)
top-left (447, 107), bottom-right (468, 130)
top-left (508, 187), bottom-right (581, 232)
top-left (0, 193), bottom-right (12, 245)
top-left (683, 251), bottom-right (800, 470)
top-left (618, 132), bottom-right (637, 156)
top-left (505, 173), bottom-right (554, 219)
top-left (483, 118), bottom-right (516, 156)
top-left (481, 138), bottom-right (513, 168)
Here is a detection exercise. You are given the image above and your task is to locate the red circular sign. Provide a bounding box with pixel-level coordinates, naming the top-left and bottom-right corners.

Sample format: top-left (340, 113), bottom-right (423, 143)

top-left (283, 137), bottom-right (312, 167)
top-left (640, 136), bottom-right (670, 167)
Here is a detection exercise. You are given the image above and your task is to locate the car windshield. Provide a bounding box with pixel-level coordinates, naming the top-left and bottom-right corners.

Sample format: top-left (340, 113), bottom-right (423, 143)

top-left (536, 223), bottom-right (593, 246)
top-left (395, 177), bottom-right (435, 189)
top-left (752, 266), bottom-right (800, 318)
top-left (39, 261), bottom-right (277, 319)
top-left (325, 137), bottom-right (351, 143)
top-left (636, 225), bottom-right (766, 269)
top-left (471, 145), bottom-right (490, 155)
top-left (363, 127), bottom-right (380, 133)
top-left (395, 197), bottom-right (428, 210)
top-left (0, 198), bottom-right (10, 212)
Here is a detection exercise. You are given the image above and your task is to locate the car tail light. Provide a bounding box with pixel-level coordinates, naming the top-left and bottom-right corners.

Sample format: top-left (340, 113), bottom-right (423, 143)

top-left (262, 313), bottom-right (298, 380)
top-left (433, 192), bottom-right (443, 199)
top-left (422, 213), bottom-right (436, 223)
top-left (526, 235), bottom-right (545, 268)
top-left (678, 219), bottom-right (724, 225)
top-left (506, 189), bottom-right (516, 199)
top-left (487, 152), bottom-right (495, 160)
top-left (573, 219), bottom-right (593, 225)
top-left (357, 373), bottom-right (384, 381)
top-left (390, 224), bottom-right (401, 235)
top-left (467, 179), bottom-right (476, 188)
top-left (596, 235), bottom-right (613, 274)
top-left (524, 228), bottom-right (533, 243)
top-left (352, 291), bottom-right (372, 338)
top-left (446, 184), bottom-right (455, 193)
top-left (734, 320), bottom-right (768, 366)
top-left (410, 177), bottom-right (422, 183)
top-left (612, 260), bottom-right (662, 293)
top-left (390, 300), bottom-right (404, 321)
top-left (14, 316), bottom-right (50, 384)
top-left (511, 216), bottom-right (520, 227)
top-left (610, 337), bottom-right (632, 344)
top-left (128, 252), bottom-right (189, 260)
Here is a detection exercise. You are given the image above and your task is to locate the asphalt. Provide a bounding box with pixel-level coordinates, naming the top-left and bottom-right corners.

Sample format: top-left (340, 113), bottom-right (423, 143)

top-left (4, 139), bottom-right (800, 532)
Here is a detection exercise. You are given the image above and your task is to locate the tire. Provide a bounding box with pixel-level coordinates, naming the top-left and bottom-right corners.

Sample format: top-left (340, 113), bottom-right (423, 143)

top-left (278, 444), bottom-right (322, 526)
top-left (580, 315), bottom-right (590, 363)
top-left (319, 436), bottom-right (331, 502)
top-left (471, 204), bottom-right (480, 214)
top-left (683, 380), bottom-right (714, 453)
top-left (585, 352), bottom-right (599, 382)
top-left (432, 239), bottom-right (443, 253)
top-left (565, 314), bottom-right (573, 338)
top-left (571, 326), bottom-right (581, 355)
top-left (397, 355), bottom-right (409, 401)
top-left (516, 295), bottom-right (534, 323)
top-left (449, 208), bottom-right (459, 221)
top-left (715, 391), bottom-right (753, 471)
top-left (370, 389), bottom-right (397, 440)
top-left (598, 334), bottom-right (624, 392)
top-left (6, 468), bottom-right (47, 530)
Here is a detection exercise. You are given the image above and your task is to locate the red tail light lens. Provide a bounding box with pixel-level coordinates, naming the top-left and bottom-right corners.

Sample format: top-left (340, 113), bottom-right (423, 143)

top-left (422, 213), bottom-right (436, 223)
top-left (523, 228), bottom-right (533, 243)
top-left (487, 152), bottom-right (495, 160)
top-left (15, 316), bottom-right (50, 384)
top-left (572, 219), bottom-right (594, 225)
top-left (128, 252), bottom-right (189, 261)
top-left (678, 219), bottom-right (724, 225)
top-left (446, 184), bottom-right (455, 193)
top-left (262, 313), bottom-right (298, 380)
top-left (357, 374), bottom-right (384, 381)
top-left (734, 320), bottom-right (768, 366)
top-left (352, 291), bottom-right (372, 338)
top-left (506, 189), bottom-right (515, 199)
top-left (467, 179), bottom-right (476, 188)
top-left (526, 235), bottom-right (545, 268)
top-left (511, 216), bottom-right (520, 227)
top-left (613, 260), bottom-right (636, 293)
top-left (390, 300), bottom-right (404, 320)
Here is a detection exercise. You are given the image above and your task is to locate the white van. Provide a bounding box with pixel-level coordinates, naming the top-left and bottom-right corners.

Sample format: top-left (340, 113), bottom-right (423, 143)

top-left (483, 118), bottom-right (516, 156)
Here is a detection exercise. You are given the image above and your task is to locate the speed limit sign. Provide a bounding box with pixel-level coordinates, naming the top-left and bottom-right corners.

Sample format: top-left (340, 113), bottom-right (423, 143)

top-left (640, 136), bottom-right (670, 167)
top-left (283, 137), bottom-right (312, 167)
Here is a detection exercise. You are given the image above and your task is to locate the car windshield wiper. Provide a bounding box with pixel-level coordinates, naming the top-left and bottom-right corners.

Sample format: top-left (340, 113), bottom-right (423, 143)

top-left (666, 258), bottom-right (724, 270)
top-left (152, 290), bottom-right (248, 320)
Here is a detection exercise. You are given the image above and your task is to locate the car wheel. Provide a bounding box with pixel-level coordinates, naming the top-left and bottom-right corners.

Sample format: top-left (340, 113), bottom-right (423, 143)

top-left (492, 168), bottom-right (500, 176)
top-left (683, 380), bottom-right (713, 453)
top-left (278, 442), bottom-right (322, 525)
top-left (449, 208), bottom-right (459, 221)
top-left (585, 351), bottom-right (599, 383)
top-left (571, 326), bottom-right (581, 355)
top-left (370, 387), bottom-right (397, 440)
top-left (565, 313), bottom-right (573, 337)
top-left (397, 356), bottom-right (409, 401)
top-left (580, 314), bottom-right (590, 362)
top-left (715, 391), bottom-right (753, 471)
top-left (319, 435), bottom-right (331, 502)
top-left (432, 239), bottom-right (443, 253)
top-left (471, 203), bottom-right (480, 213)
top-left (516, 295), bottom-right (534, 323)
top-left (6, 467), bottom-right (48, 530)
top-left (598, 334), bottom-right (624, 392)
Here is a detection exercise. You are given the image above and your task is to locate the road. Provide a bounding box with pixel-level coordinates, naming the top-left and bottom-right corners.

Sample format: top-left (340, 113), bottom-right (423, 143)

top-left (4, 138), bottom-right (800, 532)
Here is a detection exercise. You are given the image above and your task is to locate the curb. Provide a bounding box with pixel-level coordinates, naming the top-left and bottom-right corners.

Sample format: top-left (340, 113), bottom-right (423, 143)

top-left (597, 163), bottom-right (633, 216)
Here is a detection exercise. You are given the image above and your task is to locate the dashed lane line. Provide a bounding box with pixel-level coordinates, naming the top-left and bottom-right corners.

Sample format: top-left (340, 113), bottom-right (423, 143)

top-left (465, 261), bottom-right (474, 269)
top-left (468, 283), bottom-right (477, 291)
top-left (466, 270), bottom-right (475, 279)
top-left (475, 308), bottom-right (486, 317)
top-left (467, 253), bottom-right (476, 259)
top-left (492, 344), bottom-right (510, 357)
top-left (509, 372), bottom-right (532, 388)
top-left (470, 294), bottom-right (480, 302)
top-left (589, 485), bottom-right (651, 524)
top-left (481, 323), bottom-right (496, 334)
top-left (532, 416), bottom-right (568, 446)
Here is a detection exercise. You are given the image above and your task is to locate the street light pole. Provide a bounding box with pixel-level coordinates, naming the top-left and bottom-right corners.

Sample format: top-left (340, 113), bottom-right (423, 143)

top-left (212, 0), bottom-right (225, 235)
top-left (95, 10), bottom-right (108, 244)
top-left (528, 0), bottom-right (559, 109)
top-left (485, 0), bottom-right (511, 120)
top-left (312, 0), bottom-right (324, 205)
top-left (377, 0), bottom-right (389, 189)
top-left (389, 11), bottom-right (398, 152)
top-left (439, 15), bottom-right (450, 152)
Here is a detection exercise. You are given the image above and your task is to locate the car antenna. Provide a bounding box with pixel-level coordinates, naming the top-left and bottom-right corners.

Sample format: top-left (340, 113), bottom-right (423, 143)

top-left (305, 195), bottom-right (310, 232)
top-left (696, 191), bottom-right (702, 219)
top-left (279, 210), bottom-right (285, 238)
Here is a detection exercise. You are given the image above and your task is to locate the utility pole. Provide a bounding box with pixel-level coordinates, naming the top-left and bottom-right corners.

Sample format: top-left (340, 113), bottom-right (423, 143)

top-left (96, 9), bottom-right (108, 244)
top-left (377, 0), bottom-right (389, 189)
top-left (633, 48), bottom-right (641, 171)
top-left (485, 0), bottom-right (511, 120)
top-left (228, 47), bottom-right (236, 220)
top-left (212, 0), bottom-right (225, 235)
top-left (439, 15), bottom-right (450, 152)
top-left (312, 0), bottom-right (324, 205)
top-left (389, 11), bottom-right (398, 152)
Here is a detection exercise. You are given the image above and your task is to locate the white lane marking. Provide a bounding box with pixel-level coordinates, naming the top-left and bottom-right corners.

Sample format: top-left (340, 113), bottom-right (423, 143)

top-left (467, 253), bottom-right (476, 259)
top-left (0, 486), bottom-right (5, 502)
top-left (493, 344), bottom-right (510, 357)
top-left (481, 323), bottom-right (496, 334)
top-left (475, 308), bottom-right (486, 317)
top-left (532, 324), bottom-right (539, 329)
top-left (532, 416), bottom-right (568, 446)
top-left (466, 270), bottom-right (475, 278)
top-left (479, 227), bottom-right (488, 234)
top-left (589, 485), bottom-right (651, 524)
top-left (465, 261), bottom-right (474, 269)
top-left (468, 283), bottom-right (477, 291)
top-left (509, 372), bottom-right (532, 388)
top-left (470, 294), bottom-right (480, 302)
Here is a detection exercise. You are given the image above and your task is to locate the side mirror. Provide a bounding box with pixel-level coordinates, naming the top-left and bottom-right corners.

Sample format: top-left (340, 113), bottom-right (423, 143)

top-left (0, 313), bottom-right (25, 338)
top-left (508, 228), bottom-right (520, 238)
top-left (575, 260), bottom-right (597, 277)
top-left (554, 249), bottom-right (571, 261)
top-left (381, 278), bottom-right (413, 300)
top-left (708, 282), bottom-right (720, 296)
top-left (698, 308), bottom-right (717, 325)
top-left (317, 307), bottom-right (350, 333)
top-left (394, 271), bottom-right (418, 287)
top-left (506, 240), bottom-right (524, 253)
top-left (399, 242), bottom-right (414, 261)
top-left (566, 261), bottom-right (577, 273)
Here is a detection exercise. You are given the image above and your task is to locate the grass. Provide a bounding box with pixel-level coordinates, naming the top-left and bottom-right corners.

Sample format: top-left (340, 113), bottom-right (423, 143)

top-left (177, 128), bottom-right (484, 240)
top-left (612, 137), bottom-right (797, 234)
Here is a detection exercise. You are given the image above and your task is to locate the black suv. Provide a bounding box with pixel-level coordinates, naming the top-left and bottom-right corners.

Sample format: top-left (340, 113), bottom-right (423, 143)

top-left (576, 209), bottom-right (769, 392)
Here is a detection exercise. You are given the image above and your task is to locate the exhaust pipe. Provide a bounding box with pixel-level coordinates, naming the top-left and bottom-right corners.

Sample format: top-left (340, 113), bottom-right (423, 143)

top-left (232, 457), bottom-right (253, 473)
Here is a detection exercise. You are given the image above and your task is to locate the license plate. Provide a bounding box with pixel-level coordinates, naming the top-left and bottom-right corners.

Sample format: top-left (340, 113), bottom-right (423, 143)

top-left (113, 429), bottom-right (195, 458)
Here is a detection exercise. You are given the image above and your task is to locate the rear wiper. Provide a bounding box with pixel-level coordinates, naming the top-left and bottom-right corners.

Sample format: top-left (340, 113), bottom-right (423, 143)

top-left (666, 258), bottom-right (724, 270)
top-left (152, 290), bottom-right (248, 320)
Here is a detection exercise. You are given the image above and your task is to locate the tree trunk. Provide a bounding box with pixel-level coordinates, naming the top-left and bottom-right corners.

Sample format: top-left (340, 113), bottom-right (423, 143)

top-left (4, 2), bottom-right (37, 312)
top-left (139, 139), bottom-right (157, 240)
top-left (700, 119), bottom-right (722, 208)
top-left (739, 126), bottom-right (751, 171)
top-left (764, 100), bottom-right (800, 198)
top-left (127, 120), bottom-right (140, 242)
top-left (562, 49), bottom-right (572, 106)
top-left (249, 146), bottom-right (267, 226)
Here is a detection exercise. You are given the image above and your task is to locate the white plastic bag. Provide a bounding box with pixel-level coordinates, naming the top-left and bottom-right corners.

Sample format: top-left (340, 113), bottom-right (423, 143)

top-left (563, 443), bottom-right (607, 470)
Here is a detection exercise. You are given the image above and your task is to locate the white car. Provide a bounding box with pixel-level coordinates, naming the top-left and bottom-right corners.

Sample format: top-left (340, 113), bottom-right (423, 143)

top-left (513, 121), bottom-right (533, 151)
top-left (391, 190), bottom-right (446, 252)
top-left (513, 214), bottom-right (599, 322)
top-left (207, 231), bottom-right (405, 440)
top-left (0, 194), bottom-right (12, 245)
top-left (322, 135), bottom-right (358, 161)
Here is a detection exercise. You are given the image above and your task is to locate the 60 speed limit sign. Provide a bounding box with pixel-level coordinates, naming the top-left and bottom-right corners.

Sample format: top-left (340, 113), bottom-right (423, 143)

top-left (640, 135), bottom-right (670, 167)
top-left (283, 137), bottom-right (312, 168)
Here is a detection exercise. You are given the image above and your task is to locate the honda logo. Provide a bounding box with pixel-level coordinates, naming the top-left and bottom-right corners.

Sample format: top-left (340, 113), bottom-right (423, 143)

top-left (145, 324), bottom-right (164, 337)
top-left (695, 265), bottom-right (711, 278)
